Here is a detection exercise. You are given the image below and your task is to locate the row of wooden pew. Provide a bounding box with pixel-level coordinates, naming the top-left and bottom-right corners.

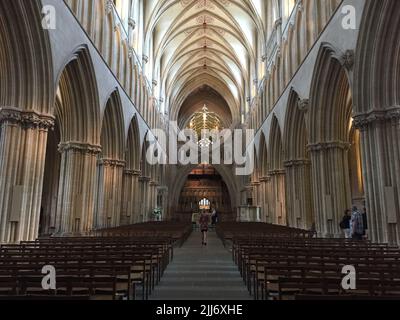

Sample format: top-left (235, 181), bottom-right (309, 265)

top-left (95, 222), bottom-right (193, 246)
top-left (216, 222), bottom-right (315, 245)
top-left (216, 222), bottom-right (400, 300)
top-left (0, 222), bottom-right (192, 300)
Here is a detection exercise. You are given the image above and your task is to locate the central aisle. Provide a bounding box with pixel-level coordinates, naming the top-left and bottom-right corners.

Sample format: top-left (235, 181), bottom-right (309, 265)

top-left (150, 230), bottom-right (252, 301)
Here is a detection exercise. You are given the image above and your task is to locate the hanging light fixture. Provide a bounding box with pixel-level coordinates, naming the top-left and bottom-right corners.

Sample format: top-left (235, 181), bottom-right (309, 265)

top-left (198, 105), bottom-right (213, 148)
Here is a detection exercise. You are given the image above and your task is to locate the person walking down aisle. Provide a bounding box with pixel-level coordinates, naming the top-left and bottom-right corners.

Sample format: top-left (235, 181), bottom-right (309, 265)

top-left (199, 211), bottom-right (210, 246)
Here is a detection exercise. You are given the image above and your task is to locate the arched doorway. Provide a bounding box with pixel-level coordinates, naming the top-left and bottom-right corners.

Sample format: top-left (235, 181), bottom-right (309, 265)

top-left (174, 164), bottom-right (233, 222)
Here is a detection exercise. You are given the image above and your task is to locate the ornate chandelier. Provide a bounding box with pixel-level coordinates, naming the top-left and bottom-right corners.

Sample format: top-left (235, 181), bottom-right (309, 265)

top-left (198, 105), bottom-right (213, 148)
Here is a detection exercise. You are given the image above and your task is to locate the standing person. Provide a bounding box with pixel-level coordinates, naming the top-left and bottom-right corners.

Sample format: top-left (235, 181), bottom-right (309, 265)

top-left (199, 210), bottom-right (210, 246)
top-left (211, 208), bottom-right (218, 226)
top-left (350, 206), bottom-right (364, 241)
top-left (340, 210), bottom-right (352, 239)
top-left (310, 223), bottom-right (317, 238)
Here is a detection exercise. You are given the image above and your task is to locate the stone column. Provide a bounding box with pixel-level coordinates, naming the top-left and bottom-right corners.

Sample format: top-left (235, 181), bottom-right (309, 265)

top-left (269, 170), bottom-right (286, 226)
top-left (259, 177), bottom-right (269, 223)
top-left (354, 108), bottom-right (400, 244)
top-left (121, 169), bottom-right (141, 225)
top-left (0, 108), bottom-right (54, 243)
top-left (139, 176), bottom-right (150, 222)
top-left (95, 158), bottom-right (125, 228)
top-left (132, 171), bottom-right (141, 223)
top-left (309, 142), bottom-right (352, 238)
top-left (252, 181), bottom-right (261, 221)
top-left (157, 186), bottom-right (168, 221)
top-left (149, 180), bottom-right (158, 220)
top-left (56, 142), bottom-right (101, 235)
top-left (284, 159), bottom-right (313, 229)
top-left (263, 176), bottom-right (273, 224)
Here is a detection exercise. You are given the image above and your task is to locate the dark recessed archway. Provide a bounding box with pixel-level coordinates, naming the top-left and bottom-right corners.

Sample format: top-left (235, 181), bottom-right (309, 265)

top-left (174, 164), bottom-right (234, 222)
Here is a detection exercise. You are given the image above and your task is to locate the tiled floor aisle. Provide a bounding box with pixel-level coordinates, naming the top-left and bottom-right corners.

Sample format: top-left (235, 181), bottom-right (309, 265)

top-left (150, 230), bottom-right (252, 300)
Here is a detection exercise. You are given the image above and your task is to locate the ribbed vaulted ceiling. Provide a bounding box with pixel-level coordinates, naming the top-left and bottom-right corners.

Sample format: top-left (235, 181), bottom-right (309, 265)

top-left (145, 0), bottom-right (266, 127)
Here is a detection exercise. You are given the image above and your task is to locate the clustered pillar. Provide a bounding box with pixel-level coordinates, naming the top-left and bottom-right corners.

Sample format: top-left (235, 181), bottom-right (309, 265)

top-left (0, 107), bottom-right (54, 242)
top-left (56, 142), bottom-right (101, 235)
top-left (309, 142), bottom-right (352, 238)
top-left (139, 176), bottom-right (151, 222)
top-left (284, 159), bottom-right (313, 230)
top-left (259, 177), bottom-right (269, 223)
top-left (96, 158), bottom-right (125, 228)
top-left (121, 169), bottom-right (141, 224)
top-left (149, 180), bottom-right (158, 219)
top-left (268, 170), bottom-right (286, 225)
top-left (354, 108), bottom-right (400, 245)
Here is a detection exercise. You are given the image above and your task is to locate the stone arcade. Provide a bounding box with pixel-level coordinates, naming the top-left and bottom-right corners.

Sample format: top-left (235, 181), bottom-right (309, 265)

top-left (0, 0), bottom-right (399, 301)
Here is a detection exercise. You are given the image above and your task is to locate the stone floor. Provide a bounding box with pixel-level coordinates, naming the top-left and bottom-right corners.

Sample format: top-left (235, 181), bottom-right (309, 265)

top-left (150, 230), bottom-right (252, 301)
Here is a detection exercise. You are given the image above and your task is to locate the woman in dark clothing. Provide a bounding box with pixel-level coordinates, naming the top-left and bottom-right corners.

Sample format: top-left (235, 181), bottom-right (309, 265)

top-left (199, 211), bottom-right (210, 246)
top-left (340, 210), bottom-right (352, 239)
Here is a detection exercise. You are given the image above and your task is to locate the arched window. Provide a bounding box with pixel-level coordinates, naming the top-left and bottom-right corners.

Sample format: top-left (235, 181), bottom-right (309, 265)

top-left (199, 198), bottom-right (211, 210)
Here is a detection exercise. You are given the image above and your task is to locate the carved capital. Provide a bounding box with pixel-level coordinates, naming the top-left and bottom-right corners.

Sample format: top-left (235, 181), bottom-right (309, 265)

top-left (268, 169), bottom-right (286, 176)
top-left (297, 0), bottom-right (304, 12)
top-left (150, 180), bottom-right (159, 187)
top-left (386, 107), bottom-right (400, 126)
top-left (353, 107), bottom-right (400, 130)
top-left (261, 54), bottom-right (267, 62)
top-left (0, 107), bottom-right (55, 130)
top-left (298, 99), bottom-right (309, 112)
top-left (308, 141), bottom-right (351, 152)
top-left (284, 159), bottom-right (311, 168)
top-left (98, 158), bottom-right (126, 168)
top-left (139, 176), bottom-right (151, 183)
top-left (128, 18), bottom-right (136, 30)
top-left (105, 0), bottom-right (114, 15)
top-left (124, 169), bottom-right (141, 176)
top-left (128, 46), bottom-right (135, 58)
top-left (58, 142), bottom-right (102, 155)
top-left (274, 18), bottom-right (282, 29)
top-left (340, 50), bottom-right (355, 71)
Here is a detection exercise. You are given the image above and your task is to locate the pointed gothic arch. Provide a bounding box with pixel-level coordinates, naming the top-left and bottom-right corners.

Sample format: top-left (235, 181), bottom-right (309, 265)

top-left (308, 43), bottom-right (363, 237)
top-left (283, 89), bottom-right (313, 229)
top-left (268, 115), bottom-right (287, 226)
